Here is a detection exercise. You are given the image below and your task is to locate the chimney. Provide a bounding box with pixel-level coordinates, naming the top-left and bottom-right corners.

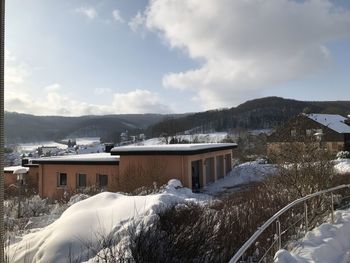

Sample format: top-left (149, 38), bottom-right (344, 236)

top-left (21, 158), bottom-right (29, 166)
top-left (104, 143), bottom-right (114, 153)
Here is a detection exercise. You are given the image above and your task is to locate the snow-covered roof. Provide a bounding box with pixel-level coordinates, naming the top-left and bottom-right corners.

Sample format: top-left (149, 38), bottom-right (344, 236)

top-left (305, 113), bottom-right (350, 134)
top-left (111, 143), bottom-right (237, 155)
top-left (4, 166), bottom-right (29, 173)
top-left (32, 152), bottom-right (120, 164)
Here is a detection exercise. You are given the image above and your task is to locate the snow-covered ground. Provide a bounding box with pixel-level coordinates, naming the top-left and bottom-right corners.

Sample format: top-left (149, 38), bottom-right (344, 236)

top-left (133, 132), bottom-right (230, 146)
top-left (7, 180), bottom-right (209, 263)
top-left (334, 158), bottom-right (350, 174)
top-left (275, 209), bottom-right (350, 263)
top-left (16, 141), bottom-right (68, 153)
top-left (203, 161), bottom-right (276, 195)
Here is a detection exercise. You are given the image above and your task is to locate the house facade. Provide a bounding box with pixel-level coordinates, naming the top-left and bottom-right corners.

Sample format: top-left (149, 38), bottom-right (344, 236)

top-left (111, 143), bottom-right (236, 192)
top-left (32, 153), bottom-right (119, 199)
top-left (267, 113), bottom-right (350, 155)
top-left (31, 143), bottom-right (237, 199)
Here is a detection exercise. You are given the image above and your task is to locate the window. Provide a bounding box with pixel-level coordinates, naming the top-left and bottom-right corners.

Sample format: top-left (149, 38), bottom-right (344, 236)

top-left (98, 174), bottom-right (108, 188)
top-left (58, 173), bottom-right (67, 187)
top-left (306, 129), bottom-right (312, 136)
top-left (77, 173), bottom-right (86, 188)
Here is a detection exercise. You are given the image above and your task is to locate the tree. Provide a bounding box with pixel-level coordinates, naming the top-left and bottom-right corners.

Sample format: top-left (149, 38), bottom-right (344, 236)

top-left (267, 139), bottom-right (335, 199)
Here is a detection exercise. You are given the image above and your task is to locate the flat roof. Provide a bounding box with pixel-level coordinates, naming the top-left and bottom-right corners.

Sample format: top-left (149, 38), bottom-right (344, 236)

top-left (4, 166), bottom-right (29, 173)
top-left (32, 153), bottom-right (120, 165)
top-left (111, 143), bottom-right (237, 156)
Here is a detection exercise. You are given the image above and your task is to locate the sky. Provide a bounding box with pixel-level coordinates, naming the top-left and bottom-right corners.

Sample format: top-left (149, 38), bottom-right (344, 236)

top-left (4, 0), bottom-right (350, 116)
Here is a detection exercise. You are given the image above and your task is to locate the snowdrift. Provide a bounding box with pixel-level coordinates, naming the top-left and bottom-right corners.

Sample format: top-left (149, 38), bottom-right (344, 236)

top-left (8, 180), bottom-right (208, 263)
top-left (275, 209), bottom-right (350, 263)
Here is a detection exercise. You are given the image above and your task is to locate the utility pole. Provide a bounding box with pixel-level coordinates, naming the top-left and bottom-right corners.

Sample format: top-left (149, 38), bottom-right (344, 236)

top-left (0, 0), bottom-right (5, 262)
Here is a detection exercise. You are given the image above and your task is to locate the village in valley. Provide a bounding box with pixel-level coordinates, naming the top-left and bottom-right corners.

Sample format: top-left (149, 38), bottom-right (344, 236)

top-left (3, 0), bottom-right (350, 262)
top-left (2, 111), bottom-right (350, 262)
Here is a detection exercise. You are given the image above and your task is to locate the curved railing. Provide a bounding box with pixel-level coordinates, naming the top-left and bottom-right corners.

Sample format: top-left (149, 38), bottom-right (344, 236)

top-left (229, 184), bottom-right (350, 263)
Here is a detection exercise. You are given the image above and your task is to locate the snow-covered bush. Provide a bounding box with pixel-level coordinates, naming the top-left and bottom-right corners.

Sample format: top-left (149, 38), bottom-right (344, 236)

top-left (336, 151), bottom-right (350, 159)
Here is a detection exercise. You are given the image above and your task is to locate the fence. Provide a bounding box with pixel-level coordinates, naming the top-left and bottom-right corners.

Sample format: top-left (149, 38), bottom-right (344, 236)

top-left (229, 184), bottom-right (350, 263)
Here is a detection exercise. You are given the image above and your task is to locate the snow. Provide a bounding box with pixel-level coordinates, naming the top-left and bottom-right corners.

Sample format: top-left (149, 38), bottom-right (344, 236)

top-left (111, 143), bottom-right (236, 153)
top-left (8, 180), bottom-right (209, 263)
top-left (275, 209), bottom-right (350, 263)
top-left (306, 114), bottom-right (350, 134)
top-left (334, 159), bottom-right (350, 174)
top-left (32, 152), bottom-right (120, 163)
top-left (132, 133), bottom-right (232, 146)
top-left (17, 141), bottom-right (68, 153)
top-left (203, 161), bottom-right (276, 195)
top-left (4, 166), bottom-right (29, 173)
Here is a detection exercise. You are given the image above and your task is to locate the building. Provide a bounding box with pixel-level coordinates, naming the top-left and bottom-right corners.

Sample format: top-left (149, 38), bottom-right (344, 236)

top-left (3, 163), bottom-right (39, 194)
top-left (267, 113), bottom-right (350, 155)
top-left (32, 153), bottom-right (119, 199)
top-left (111, 143), bottom-right (236, 192)
top-left (31, 143), bottom-right (237, 199)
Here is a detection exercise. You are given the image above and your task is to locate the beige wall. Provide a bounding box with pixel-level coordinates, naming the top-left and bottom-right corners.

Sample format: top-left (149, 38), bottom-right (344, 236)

top-left (267, 141), bottom-right (345, 157)
top-left (37, 149), bottom-right (234, 199)
top-left (39, 163), bottom-right (119, 199)
top-left (117, 149), bottom-right (233, 191)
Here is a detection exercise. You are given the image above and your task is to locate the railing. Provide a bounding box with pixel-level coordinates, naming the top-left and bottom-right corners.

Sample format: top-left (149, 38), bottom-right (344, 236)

top-left (229, 184), bottom-right (350, 263)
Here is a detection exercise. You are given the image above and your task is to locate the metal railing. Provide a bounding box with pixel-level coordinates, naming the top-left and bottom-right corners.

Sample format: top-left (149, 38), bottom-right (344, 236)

top-left (229, 184), bottom-right (350, 263)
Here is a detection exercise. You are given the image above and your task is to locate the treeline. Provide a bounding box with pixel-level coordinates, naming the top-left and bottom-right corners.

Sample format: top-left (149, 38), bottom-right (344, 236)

top-left (148, 97), bottom-right (350, 137)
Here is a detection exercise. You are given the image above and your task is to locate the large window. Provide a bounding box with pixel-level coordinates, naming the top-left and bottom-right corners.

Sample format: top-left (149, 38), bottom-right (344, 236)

top-left (77, 173), bottom-right (87, 188)
top-left (98, 174), bottom-right (108, 188)
top-left (58, 173), bottom-right (67, 187)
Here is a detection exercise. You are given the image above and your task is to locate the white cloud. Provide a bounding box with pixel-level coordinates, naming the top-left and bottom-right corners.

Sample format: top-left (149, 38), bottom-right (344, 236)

top-left (128, 11), bottom-right (146, 33)
top-left (112, 9), bottom-right (124, 23)
top-left (75, 6), bottom-right (98, 20)
top-left (143, 0), bottom-right (350, 109)
top-left (94, 87), bottom-right (112, 95)
top-left (112, 89), bottom-right (171, 114)
top-left (5, 48), bottom-right (29, 85)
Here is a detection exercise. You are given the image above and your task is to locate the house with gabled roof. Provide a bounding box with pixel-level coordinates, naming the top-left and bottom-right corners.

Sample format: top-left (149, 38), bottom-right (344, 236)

top-left (267, 113), bottom-right (350, 155)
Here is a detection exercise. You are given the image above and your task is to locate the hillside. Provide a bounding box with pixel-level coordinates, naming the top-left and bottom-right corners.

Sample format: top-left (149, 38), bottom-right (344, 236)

top-left (4, 112), bottom-right (167, 144)
top-left (148, 97), bottom-right (350, 136)
top-left (5, 97), bottom-right (350, 144)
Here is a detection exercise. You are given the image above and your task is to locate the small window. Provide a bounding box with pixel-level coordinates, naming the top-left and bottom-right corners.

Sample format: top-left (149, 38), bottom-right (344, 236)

top-left (306, 129), bottom-right (312, 136)
top-left (58, 173), bottom-right (67, 187)
top-left (77, 173), bottom-right (87, 188)
top-left (98, 174), bottom-right (108, 188)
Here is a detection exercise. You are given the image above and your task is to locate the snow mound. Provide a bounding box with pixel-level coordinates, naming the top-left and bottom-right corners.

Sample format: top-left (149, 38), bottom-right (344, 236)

top-left (334, 159), bottom-right (350, 174)
top-left (274, 210), bottom-right (350, 263)
top-left (8, 180), bottom-right (208, 263)
top-left (204, 161), bottom-right (276, 195)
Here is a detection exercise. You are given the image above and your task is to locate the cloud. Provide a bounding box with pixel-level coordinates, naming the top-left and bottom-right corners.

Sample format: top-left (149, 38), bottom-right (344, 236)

top-left (5, 81), bottom-right (170, 116)
top-left (75, 6), bottom-right (98, 20)
top-left (143, 0), bottom-right (350, 109)
top-left (112, 9), bottom-right (124, 23)
top-left (94, 87), bottom-right (112, 95)
top-left (128, 11), bottom-right (146, 33)
top-left (112, 89), bottom-right (171, 114)
top-left (5, 48), bottom-right (29, 85)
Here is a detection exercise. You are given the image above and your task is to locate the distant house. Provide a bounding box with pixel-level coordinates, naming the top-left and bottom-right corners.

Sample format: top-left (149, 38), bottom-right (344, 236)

top-left (267, 113), bottom-right (350, 155)
top-left (31, 143), bottom-right (237, 199)
top-left (4, 163), bottom-right (39, 192)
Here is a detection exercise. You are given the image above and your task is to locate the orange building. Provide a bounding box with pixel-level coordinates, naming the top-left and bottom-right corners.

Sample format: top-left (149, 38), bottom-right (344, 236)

top-left (32, 143), bottom-right (237, 199)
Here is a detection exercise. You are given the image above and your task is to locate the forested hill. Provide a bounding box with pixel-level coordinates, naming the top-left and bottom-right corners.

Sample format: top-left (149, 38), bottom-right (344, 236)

top-left (148, 97), bottom-right (350, 136)
top-left (5, 97), bottom-right (350, 144)
top-left (4, 112), bottom-right (169, 144)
